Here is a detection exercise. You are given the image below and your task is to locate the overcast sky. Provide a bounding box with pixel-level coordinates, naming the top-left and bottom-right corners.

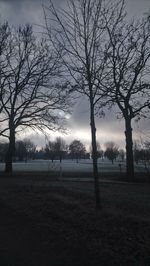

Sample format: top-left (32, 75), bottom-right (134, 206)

top-left (0, 0), bottom-right (150, 150)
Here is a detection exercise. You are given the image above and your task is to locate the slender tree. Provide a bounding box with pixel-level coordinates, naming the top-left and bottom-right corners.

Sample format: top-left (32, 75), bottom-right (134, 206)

top-left (0, 24), bottom-right (70, 173)
top-left (45, 0), bottom-right (126, 207)
top-left (45, 140), bottom-right (55, 162)
top-left (45, 0), bottom-right (116, 208)
top-left (54, 137), bottom-right (67, 162)
top-left (90, 142), bottom-right (103, 159)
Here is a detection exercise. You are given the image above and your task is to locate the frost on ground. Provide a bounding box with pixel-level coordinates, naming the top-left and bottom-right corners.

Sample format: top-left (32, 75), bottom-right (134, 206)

top-left (0, 159), bottom-right (149, 174)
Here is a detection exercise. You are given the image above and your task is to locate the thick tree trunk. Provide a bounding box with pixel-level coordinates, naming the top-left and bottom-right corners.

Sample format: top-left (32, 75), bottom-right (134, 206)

top-left (90, 102), bottom-right (101, 209)
top-left (125, 118), bottom-right (134, 181)
top-left (5, 128), bottom-right (15, 173)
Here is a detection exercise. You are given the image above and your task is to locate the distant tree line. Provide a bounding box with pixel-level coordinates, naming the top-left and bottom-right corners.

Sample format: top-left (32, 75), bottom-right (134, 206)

top-left (134, 141), bottom-right (150, 165)
top-left (0, 138), bottom-right (90, 162)
top-left (1, 138), bottom-right (149, 165)
top-left (0, 139), bottom-right (36, 162)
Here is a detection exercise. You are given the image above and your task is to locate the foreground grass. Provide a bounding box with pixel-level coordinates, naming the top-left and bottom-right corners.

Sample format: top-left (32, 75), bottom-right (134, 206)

top-left (0, 174), bottom-right (150, 265)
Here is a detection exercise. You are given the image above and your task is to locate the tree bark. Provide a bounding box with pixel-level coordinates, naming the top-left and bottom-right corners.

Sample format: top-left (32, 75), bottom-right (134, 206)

top-left (5, 127), bottom-right (15, 173)
top-left (125, 118), bottom-right (134, 181)
top-left (90, 101), bottom-right (101, 209)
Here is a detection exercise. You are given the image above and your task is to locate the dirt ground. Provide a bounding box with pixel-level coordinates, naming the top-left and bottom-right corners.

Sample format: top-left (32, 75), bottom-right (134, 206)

top-left (0, 174), bottom-right (150, 266)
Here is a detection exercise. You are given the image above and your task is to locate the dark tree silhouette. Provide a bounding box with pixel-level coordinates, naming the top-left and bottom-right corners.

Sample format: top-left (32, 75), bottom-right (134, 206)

top-left (90, 142), bottom-right (104, 159)
top-left (45, 140), bottom-right (55, 162)
top-left (0, 24), bottom-right (70, 173)
top-left (0, 142), bottom-right (8, 162)
top-left (0, 22), bottom-right (11, 113)
top-left (45, 0), bottom-right (104, 207)
top-left (15, 141), bottom-right (27, 161)
top-left (101, 13), bottom-right (150, 180)
top-left (104, 142), bottom-right (119, 164)
top-left (69, 140), bottom-right (86, 162)
top-left (134, 141), bottom-right (150, 165)
top-left (119, 149), bottom-right (125, 162)
top-left (45, 0), bottom-right (125, 208)
top-left (54, 137), bottom-right (67, 162)
top-left (23, 139), bottom-right (36, 160)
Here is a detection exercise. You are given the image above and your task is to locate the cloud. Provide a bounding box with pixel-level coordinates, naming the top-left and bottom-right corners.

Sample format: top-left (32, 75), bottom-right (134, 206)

top-left (0, 0), bottom-right (149, 26)
top-left (0, 0), bottom-right (149, 149)
top-left (0, 0), bottom-right (66, 32)
top-left (126, 0), bottom-right (150, 17)
top-left (0, 0), bottom-right (42, 26)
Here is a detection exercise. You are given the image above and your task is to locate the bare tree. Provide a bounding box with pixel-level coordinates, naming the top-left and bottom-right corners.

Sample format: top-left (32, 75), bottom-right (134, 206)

top-left (0, 142), bottom-right (8, 162)
top-left (101, 12), bottom-right (150, 180)
top-left (54, 137), bottom-right (67, 162)
top-left (0, 22), bottom-right (11, 113)
top-left (45, 137), bottom-right (67, 162)
top-left (90, 141), bottom-right (103, 159)
top-left (45, 0), bottom-right (125, 208)
top-left (45, 140), bottom-right (55, 162)
top-left (23, 139), bottom-right (36, 160)
top-left (69, 139), bottom-right (86, 162)
top-left (119, 149), bottom-right (125, 162)
top-left (104, 141), bottom-right (119, 164)
top-left (15, 141), bottom-right (27, 161)
top-left (44, 0), bottom-right (127, 208)
top-left (0, 24), bottom-right (70, 173)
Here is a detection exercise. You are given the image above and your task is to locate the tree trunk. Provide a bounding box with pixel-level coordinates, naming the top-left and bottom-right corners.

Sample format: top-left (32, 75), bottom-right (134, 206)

top-left (90, 102), bottom-right (101, 209)
top-left (125, 118), bottom-right (134, 181)
top-left (5, 128), bottom-right (15, 173)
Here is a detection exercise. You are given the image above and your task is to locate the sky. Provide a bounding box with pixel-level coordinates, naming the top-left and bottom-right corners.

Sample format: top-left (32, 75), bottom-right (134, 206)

top-left (0, 0), bottom-right (150, 151)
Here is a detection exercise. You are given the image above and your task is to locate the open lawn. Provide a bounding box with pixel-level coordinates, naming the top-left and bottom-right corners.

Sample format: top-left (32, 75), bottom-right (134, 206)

top-left (0, 173), bottom-right (150, 265)
top-left (0, 159), bottom-right (149, 175)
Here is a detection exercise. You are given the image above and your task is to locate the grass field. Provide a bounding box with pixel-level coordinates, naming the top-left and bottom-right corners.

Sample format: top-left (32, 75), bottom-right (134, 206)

top-left (0, 173), bottom-right (150, 265)
top-left (0, 159), bottom-right (149, 175)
